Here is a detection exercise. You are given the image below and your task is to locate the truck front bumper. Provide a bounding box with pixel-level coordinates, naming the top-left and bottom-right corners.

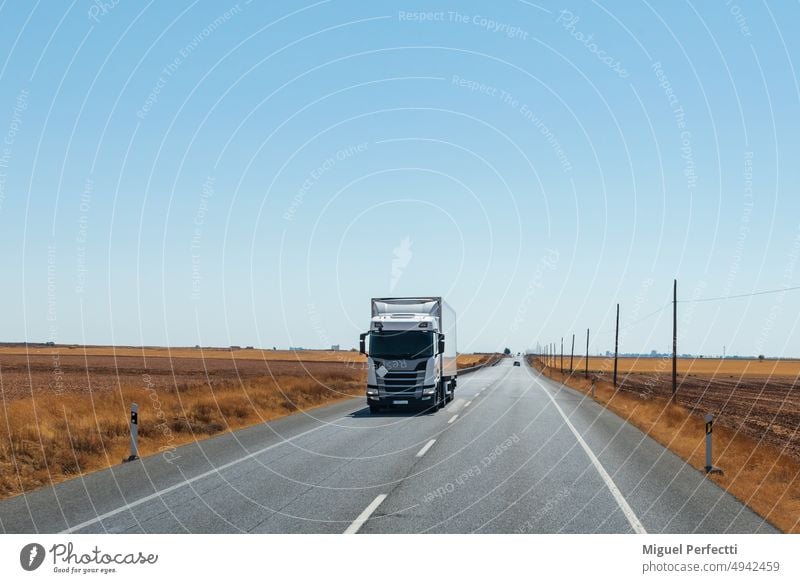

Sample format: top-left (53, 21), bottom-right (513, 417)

top-left (367, 394), bottom-right (434, 407)
top-left (366, 384), bottom-right (435, 407)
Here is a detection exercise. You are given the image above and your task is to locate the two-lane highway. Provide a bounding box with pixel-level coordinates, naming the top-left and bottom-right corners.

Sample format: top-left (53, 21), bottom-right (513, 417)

top-left (0, 360), bottom-right (777, 533)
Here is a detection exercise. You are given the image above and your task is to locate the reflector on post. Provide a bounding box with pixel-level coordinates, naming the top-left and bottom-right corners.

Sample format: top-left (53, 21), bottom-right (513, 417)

top-left (125, 403), bottom-right (139, 463)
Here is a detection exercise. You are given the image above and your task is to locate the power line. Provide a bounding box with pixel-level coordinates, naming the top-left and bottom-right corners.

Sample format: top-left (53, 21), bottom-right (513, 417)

top-left (680, 284), bottom-right (800, 304)
top-left (595, 301), bottom-right (671, 336)
top-left (584, 283), bottom-right (800, 339)
top-left (620, 302), bottom-right (672, 331)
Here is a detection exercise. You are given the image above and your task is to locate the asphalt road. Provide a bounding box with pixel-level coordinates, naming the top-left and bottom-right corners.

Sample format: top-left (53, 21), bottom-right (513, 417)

top-left (0, 360), bottom-right (778, 533)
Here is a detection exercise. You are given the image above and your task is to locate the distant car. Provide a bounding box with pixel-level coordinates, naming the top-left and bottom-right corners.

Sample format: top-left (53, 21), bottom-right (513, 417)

top-left (513, 360), bottom-right (521, 367)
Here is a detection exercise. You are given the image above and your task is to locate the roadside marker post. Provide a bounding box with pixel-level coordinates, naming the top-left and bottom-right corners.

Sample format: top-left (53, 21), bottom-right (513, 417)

top-left (125, 403), bottom-right (139, 463)
top-left (704, 414), bottom-right (723, 475)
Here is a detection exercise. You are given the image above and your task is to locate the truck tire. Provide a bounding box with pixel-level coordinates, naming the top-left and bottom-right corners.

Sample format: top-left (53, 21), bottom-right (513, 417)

top-left (369, 403), bottom-right (380, 414)
top-left (436, 384), bottom-right (445, 409)
top-left (426, 388), bottom-right (441, 413)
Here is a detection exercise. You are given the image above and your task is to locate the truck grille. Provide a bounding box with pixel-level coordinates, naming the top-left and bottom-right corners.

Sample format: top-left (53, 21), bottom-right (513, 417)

top-left (379, 370), bottom-right (425, 393)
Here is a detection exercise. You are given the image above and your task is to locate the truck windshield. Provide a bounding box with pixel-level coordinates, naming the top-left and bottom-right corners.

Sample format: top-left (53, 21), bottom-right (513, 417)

top-left (370, 331), bottom-right (434, 359)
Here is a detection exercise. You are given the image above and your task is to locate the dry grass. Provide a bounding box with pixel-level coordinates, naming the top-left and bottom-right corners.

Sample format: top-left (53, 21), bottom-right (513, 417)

top-left (570, 355), bottom-right (800, 377)
top-left (531, 358), bottom-right (800, 533)
top-left (457, 353), bottom-right (498, 368)
top-left (0, 372), bottom-right (363, 498)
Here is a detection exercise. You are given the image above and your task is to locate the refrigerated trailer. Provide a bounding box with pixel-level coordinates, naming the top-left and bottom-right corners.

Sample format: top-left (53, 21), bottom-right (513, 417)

top-left (359, 297), bottom-right (457, 414)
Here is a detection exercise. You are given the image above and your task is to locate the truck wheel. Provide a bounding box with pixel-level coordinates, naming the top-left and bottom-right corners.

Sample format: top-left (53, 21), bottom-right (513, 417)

top-left (436, 385), bottom-right (445, 409)
top-left (369, 403), bottom-right (380, 414)
top-left (426, 391), bottom-right (440, 413)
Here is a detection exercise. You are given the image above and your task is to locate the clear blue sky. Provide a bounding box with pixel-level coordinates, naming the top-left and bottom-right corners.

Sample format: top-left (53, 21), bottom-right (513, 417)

top-left (1, 1), bottom-right (799, 356)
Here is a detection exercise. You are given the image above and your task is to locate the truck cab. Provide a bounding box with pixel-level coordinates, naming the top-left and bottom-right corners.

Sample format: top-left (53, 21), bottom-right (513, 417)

top-left (360, 297), bottom-right (457, 414)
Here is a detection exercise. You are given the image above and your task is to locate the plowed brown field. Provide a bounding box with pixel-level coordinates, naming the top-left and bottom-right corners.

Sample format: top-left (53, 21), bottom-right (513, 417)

top-left (566, 357), bottom-right (800, 458)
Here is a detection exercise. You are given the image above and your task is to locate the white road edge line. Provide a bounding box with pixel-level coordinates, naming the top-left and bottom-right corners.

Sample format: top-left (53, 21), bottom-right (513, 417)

top-left (344, 494), bottom-right (387, 534)
top-left (538, 380), bottom-right (648, 534)
top-left (60, 421), bottom-right (335, 534)
top-left (448, 414), bottom-right (459, 424)
top-left (416, 439), bottom-right (436, 457)
top-left (464, 401), bottom-right (472, 407)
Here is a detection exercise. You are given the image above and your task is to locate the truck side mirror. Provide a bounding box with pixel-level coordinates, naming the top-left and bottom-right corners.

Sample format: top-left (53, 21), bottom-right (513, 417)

top-left (438, 334), bottom-right (445, 354)
top-left (359, 333), bottom-right (368, 355)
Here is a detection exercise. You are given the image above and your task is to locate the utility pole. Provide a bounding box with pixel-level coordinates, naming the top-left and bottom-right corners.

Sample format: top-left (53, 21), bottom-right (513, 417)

top-left (570, 333), bottom-right (575, 374)
top-left (613, 303), bottom-right (620, 388)
top-left (585, 328), bottom-right (590, 379)
top-left (673, 279), bottom-right (677, 400)
top-left (560, 337), bottom-right (564, 374)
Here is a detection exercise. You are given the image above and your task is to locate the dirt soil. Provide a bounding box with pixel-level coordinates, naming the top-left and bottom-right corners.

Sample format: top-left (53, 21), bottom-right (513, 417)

top-left (595, 370), bottom-right (800, 460)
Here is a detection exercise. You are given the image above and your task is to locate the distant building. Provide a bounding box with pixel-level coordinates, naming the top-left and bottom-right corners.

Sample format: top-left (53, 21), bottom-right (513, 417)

top-left (331, 344), bottom-right (340, 351)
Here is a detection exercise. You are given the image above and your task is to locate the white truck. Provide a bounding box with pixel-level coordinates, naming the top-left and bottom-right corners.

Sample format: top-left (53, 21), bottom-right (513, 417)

top-left (359, 297), bottom-right (457, 414)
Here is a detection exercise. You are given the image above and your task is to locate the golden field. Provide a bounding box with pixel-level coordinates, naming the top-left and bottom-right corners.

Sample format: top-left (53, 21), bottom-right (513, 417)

top-left (562, 355), bottom-right (800, 377)
top-left (455, 353), bottom-right (499, 368)
top-left (0, 345), bottom-right (367, 362)
top-left (0, 345), bottom-right (494, 366)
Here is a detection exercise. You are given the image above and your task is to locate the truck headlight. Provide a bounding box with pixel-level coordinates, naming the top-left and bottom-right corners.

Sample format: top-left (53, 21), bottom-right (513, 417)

top-left (422, 387), bottom-right (435, 395)
top-left (367, 389), bottom-right (378, 396)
